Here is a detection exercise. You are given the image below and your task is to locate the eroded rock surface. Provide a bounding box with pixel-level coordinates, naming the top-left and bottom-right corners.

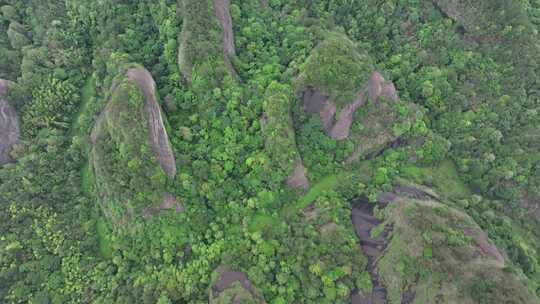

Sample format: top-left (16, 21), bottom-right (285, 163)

top-left (90, 66), bottom-right (179, 227)
top-left (263, 83), bottom-right (309, 191)
top-left (463, 228), bottom-right (505, 266)
top-left (302, 72), bottom-right (399, 141)
top-left (126, 68), bottom-right (176, 177)
top-left (358, 184), bottom-right (539, 304)
top-left (214, 0), bottom-right (235, 58)
top-left (350, 197), bottom-right (391, 304)
top-left (286, 161), bottom-right (310, 190)
top-left (142, 193), bottom-right (184, 219)
top-left (0, 79), bottom-right (20, 165)
top-left (432, 0), bottom-right (477, 32)
top-left (211, 267), bottom-right (266, 303)
top-left (178, 0), bottom-right (237, 83)
top-left (367, 71), bottom-right (398, 102)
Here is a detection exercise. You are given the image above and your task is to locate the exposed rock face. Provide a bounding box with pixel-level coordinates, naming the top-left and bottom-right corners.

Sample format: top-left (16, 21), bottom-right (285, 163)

top-left (263, 83), bottom-right (309, 191)
top-left (0, 79), bottom-right (20, 165)
top-left (286, 161), bottom-right (309, 190)
top-left (126, 68), bottom-right (176, 177)
top-left (178, 0), bottom-right (237, 83)
top-left (351, 197), bottom-right (391, 304)
top-left (302, 71), bottom-right (399, 141)
top-left (214, 0), bottom-right (235, 58)
top-left (210, 267), bottom-right (266, 303)
top-left (354, 184), bottom-right (539, 304)
top-left (213, 0), bottom-right (238, 78)
top-left (328, 91), bottom-right (365, 140)
top-left (142, 193), bottom-right (184, 219)
top-left (432, 0), bottom-right (477, 32)
top-left (367, 71), bottom-right (398, 102)
top-left (90, 66), bottom-right (179, 228)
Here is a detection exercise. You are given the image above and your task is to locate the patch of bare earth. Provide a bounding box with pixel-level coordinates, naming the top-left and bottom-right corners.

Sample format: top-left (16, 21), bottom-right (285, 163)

top-left (126, 68), bottom-right (176, 177)
top-left (0, 79), bottom-right (20, 165)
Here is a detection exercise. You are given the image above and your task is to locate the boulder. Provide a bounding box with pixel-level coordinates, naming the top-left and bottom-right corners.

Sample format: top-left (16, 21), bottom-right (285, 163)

top-left (286, 161), bottom-right (309, 190)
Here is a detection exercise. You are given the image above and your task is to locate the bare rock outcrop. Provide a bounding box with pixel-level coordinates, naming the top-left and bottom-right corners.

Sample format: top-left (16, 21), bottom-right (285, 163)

top-left (90, 66), bottom-right (179, 228)
top-left (0, 79), bottom-right (20, 165)
top-left (213, 0), bottom-right (235, 58)
top-left (210, 267), bottom-right (266, 303)
top-left (178, 0), bottom-right (237, 83)
top-left (286, 161), bottom-right (310, 190)
top-left (126, 68), bottom-right (176, 177)
top-left (263, 83), bottom-right (309, 191)
top-left (302, 71), bottom-right (399, 141)
top-left (432, 0), bottom-right (477, 32)
top-left (361, 185), bottom-right (538, 303)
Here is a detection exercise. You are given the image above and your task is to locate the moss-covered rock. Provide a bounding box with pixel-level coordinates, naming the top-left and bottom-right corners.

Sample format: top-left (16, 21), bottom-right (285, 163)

top-left (90, 65), bottom-right (178, 230)
top-left (209, 267), bottom-right (266, 304)
top-left (178, 0), bottom-right (236, 85)
top-left (433, 0), bottom-right (531, 32)
top-left (297, 32), bottom-right (374, 108)
top-left (262, 82), bottom-right (309, 190)
top-left (374, 191), bottom-right (539, 304)
top-left (298, 33), bottom-right (420, 160)
top-left (346, 78), bottom-right (421, 162)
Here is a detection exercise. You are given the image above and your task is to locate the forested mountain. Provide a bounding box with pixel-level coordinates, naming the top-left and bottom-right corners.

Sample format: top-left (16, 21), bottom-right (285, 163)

top-left (0, 0), bottom-right (539, 303)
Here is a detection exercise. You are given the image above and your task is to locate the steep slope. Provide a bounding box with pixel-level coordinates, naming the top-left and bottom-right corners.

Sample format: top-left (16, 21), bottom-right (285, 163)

top-left (178, 0), bottom-right (236, 84)
top-left (210, 267), bottom-right (266, 303)
top-left (0, 79), bottom-right (19, 165)
top-left (351, 185), bottom-right (539, 304)
top-left (126, 68), bottom-right (176, 177)
top-left (298, 33), bottom-right (420, 162)
top-left (262, 82), bottom-right (309, 190)
top-left (90, 65), bottom-right (179, 229)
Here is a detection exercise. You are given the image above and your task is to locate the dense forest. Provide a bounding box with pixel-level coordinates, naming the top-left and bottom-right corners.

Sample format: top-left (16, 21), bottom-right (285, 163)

top-left (0, 0), bottom-right (540, 303)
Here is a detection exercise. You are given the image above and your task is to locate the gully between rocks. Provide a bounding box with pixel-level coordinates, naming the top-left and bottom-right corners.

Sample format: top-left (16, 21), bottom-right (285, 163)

top-left (350, 197), bottom-right (391, 304)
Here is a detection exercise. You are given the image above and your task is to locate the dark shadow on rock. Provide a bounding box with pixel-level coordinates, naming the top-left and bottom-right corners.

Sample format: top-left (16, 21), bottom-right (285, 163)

top-left (350, 197), bottom-right (392, 304)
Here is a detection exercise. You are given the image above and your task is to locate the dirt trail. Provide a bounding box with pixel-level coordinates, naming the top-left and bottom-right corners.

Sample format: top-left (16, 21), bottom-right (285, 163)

top-left (0, 79), bottom-right (19, 165)
top-left (126, 68), bottom-right (176, 177)
top-left (351, 197), bottom-right (391, 304)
